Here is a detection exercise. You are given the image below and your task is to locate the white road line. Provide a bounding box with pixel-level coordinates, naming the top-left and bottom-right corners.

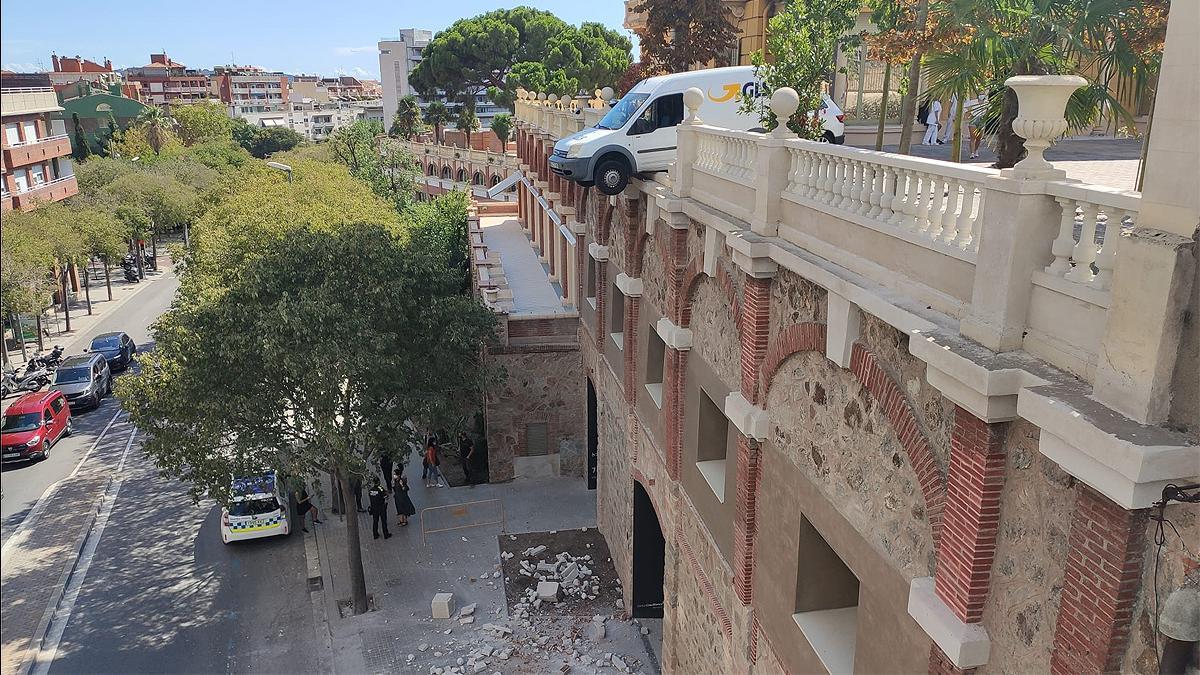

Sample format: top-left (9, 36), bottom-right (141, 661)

top-left (2, 409), bottom-right (126, 558)
top-left (30, 426), bottom-right (138, 675)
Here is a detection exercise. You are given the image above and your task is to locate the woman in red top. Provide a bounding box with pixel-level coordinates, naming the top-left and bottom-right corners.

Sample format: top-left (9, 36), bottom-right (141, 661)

top-left (424, 439), bottom-right (445, 488)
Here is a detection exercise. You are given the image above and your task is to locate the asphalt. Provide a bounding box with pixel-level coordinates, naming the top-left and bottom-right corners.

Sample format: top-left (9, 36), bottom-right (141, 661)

top-left (1, 267), bottom-right (322, 674)
top-left (1, 272), bottom-right (180, 541)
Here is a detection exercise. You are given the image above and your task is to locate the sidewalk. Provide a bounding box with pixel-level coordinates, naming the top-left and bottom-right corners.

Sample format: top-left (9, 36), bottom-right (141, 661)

top-left (310, 452), bottom-right (658, 674)
top-left (4, 257), bottom-right (175, 366)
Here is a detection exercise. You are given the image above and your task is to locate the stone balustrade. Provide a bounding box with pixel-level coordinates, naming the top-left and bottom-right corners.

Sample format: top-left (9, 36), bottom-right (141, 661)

top-left (1042, 180), bottom-right (1139, 291)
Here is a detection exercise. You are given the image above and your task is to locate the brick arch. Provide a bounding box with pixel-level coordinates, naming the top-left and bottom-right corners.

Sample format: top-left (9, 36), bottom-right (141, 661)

top-left (440, 165), bottom-right (452, 179)
top-left (678, 256), bottom-right (706, 327)
top-left (758, 332), bottom-right (946, 542)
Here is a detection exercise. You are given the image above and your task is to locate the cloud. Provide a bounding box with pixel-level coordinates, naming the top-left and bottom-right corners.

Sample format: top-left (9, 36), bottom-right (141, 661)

top-left (2, 62), bottom-right (40, 73)
top-left (333, 46), bottom-right (375, 56)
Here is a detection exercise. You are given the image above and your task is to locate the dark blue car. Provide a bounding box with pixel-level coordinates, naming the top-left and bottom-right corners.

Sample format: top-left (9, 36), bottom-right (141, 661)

top-left (88, 332), bottom-right (137, 372)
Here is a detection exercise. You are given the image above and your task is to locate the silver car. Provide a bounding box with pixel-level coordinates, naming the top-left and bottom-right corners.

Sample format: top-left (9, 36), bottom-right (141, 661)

top-left (50, 354), bottom-right (112, 411)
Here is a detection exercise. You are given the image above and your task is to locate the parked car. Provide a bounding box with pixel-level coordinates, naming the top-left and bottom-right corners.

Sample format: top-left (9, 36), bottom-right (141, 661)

top-left (220, 472), bottom-right (291, 544)
top-left (549, 66), bottom-right (847, 195)
top-left (50, 354), bottom-right (112, 411)
top-left (1, 391), bottom-right (72, 462)
top-left (87, 331), bottom-right (137, 372)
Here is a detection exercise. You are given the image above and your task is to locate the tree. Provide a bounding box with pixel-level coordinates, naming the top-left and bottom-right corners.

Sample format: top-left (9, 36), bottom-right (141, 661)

top-left (172, 101), bottom-right (234, 145)
top-left (631, 0), bottom-right (738, 74)
top-left (104, 171), bottom-right (198, 274)
top-left (119, 222), bottom-right (498, 616)
top-left (454, 100), bottom-right (480, 147)
top-left (71, 113), bottom-right (93, 161)
top-left (98, 112), bottom-right (121, 157)
top-left (329, 122), bottom-right (419, 211)
top-left (76, 207), bottom-right (126, 302)
top-left (409, 190), bottom-right (473, 294)
top-left (490, 113), bottom-right (513, 148)
top-left (249, 127), bottom-right (304, 158)
top-left (412, 8), bottom-right (630, 107)
top-left (1, 211), bottom-right (56, 349)
top-left (134, 106), bottom-right (178, 155)
top-left (390, 95), bottom-right (426, 140)
top-left (423, 102), bottom-right (452, 144)
top-left (740, 0), bottom-right (861, 139)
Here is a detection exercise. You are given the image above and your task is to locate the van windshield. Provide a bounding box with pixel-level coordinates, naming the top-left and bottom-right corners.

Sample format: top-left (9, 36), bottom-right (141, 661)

top-left (2, 413), bottom-right (42, 433)
top-left (53, 368), bottom-right (91, 384)
top-left (597, 93), bottom-right (649, 130)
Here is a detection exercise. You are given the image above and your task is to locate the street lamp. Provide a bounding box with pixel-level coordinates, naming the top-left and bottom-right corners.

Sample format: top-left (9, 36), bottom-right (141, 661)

top-left (266, 161), bottom-right (293, 183)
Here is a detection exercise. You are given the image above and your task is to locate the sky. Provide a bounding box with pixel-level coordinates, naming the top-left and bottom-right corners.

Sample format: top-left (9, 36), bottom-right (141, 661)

top-left (1, 0), bottom-right (635, 79)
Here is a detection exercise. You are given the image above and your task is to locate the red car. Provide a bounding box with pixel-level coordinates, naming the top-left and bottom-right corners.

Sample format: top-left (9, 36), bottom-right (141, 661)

top-left (1, 391), bottom-right (72, 463)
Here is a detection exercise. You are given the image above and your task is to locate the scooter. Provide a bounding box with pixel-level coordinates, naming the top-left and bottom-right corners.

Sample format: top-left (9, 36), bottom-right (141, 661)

top-left (28, 345), bottom-right (64, 370)
top-left (1, 363), bottom-right (50, 396)
top-left (122, 256), bottom-right (140, 283)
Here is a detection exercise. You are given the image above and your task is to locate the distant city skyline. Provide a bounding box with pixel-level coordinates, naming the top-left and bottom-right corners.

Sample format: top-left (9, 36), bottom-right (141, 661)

top-left (1, 0), bottom-right (633, 79)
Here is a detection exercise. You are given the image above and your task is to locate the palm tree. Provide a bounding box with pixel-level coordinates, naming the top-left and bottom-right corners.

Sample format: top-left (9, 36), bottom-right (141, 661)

top-left (135, 106), bottom-right (177, 155)
top-left (455, 100), bottom-right (480, 148)
top-left (390, 95), bottom-right (426, 140)
top-left (423, 101), bottom-right (451, 145)
top-left (490, 113), bottom-right (513, 149)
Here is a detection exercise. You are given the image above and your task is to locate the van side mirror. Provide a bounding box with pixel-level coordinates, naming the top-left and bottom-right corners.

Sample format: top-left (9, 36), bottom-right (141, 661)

top-left (629, 118), bottom-right (653, 136)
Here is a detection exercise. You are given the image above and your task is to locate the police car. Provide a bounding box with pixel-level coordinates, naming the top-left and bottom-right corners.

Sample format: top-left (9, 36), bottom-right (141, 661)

top-left (220, 472), bottom-right (290, 544)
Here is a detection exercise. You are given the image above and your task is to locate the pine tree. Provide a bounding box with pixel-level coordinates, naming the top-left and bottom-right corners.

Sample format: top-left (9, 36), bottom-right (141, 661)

top-left (72, 113), bottom-right (93, 161)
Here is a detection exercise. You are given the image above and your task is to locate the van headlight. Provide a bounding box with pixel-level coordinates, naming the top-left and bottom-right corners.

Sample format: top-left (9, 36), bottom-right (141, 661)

top-left (25, 437), bottom-right (40, 446)
top-left (565, 143), bottom-right (583, 158)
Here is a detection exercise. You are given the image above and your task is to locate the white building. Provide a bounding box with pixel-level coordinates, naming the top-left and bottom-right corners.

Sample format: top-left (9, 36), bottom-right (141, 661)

top-left (236, 99), bottom-right (381, 141)
top-left (379, 28), bottom-right (432, 126)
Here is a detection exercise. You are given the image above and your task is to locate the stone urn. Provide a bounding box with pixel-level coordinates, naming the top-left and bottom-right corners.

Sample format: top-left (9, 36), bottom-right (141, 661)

top-left (1004, 74), bottom-right (1087, 179)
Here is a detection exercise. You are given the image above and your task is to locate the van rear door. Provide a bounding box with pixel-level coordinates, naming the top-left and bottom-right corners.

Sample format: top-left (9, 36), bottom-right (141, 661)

top-left (625, 93), bottom-right (685, 172)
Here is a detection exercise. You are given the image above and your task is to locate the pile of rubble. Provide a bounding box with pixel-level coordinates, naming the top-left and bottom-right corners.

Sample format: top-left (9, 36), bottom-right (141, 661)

top-left (512, 545), bottom-right (604, 611)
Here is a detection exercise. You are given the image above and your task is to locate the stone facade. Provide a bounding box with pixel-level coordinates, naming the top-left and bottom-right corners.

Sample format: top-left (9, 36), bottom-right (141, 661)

top-left (511, 33), bottom-right (1200, 669)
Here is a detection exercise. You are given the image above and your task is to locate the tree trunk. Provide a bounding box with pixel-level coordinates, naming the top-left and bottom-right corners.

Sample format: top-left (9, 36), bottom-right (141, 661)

top-left (950, 96), bottom-right (966, 163)
top-left (35, 314), bottom-right (44, 351)
top-left (995, 85), bottom-right (1025, 169)
top-left (152, 233), bottom-right (159, 271)
top-left (61, 266), bottom-right (72, 333)
top-left (875, 63), bottom-right (892, 151)
top-left (134, 238), bottom-right (145, 279)
top-left (338, 469), bottom-right (370, 615)
top-left (15, 313), bottom-right (28, 361)
top-left (897, 0), bottom-right (930, 155)
top-left (104, 257), bottom-right (113, 301)
top-left (81, 262), bottom-right (92, 315)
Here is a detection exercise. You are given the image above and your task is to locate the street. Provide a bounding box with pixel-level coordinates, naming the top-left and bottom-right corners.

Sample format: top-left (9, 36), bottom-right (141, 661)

top-left (1, 271), bottom-right (321, 675)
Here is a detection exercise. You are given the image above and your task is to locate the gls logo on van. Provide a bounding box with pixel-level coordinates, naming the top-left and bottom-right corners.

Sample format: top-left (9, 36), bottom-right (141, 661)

top-left (708, 81), bottom-right (760, 103)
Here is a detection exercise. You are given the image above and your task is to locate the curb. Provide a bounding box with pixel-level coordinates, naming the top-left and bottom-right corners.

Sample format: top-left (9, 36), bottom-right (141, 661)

top-left (304, 519), bottom-right (335, 673)
top-left (18, 475), bottom-right (112, 675)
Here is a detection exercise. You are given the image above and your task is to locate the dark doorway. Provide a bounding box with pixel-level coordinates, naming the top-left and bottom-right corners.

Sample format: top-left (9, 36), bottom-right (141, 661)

top-left (632, 480), bottom-right (666, 618)
top-left (587, 377), bottom-right (598, 490)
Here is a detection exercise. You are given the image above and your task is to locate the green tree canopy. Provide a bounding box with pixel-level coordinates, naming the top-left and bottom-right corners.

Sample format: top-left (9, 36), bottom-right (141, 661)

top-left (490, 113), bottom-right (513, 147)
top-left (412, 8), bottom-right (630, 107)
top-left (390, 95), bottom-right (427, 140)
top-left (229, 118), bottom-right (304, 158)
top-left (172, 101), bottom-right (234, 145)
top-left (422, 101), bottom-right (452, 144)
top-left (454, 100), bottom-right (480, 146)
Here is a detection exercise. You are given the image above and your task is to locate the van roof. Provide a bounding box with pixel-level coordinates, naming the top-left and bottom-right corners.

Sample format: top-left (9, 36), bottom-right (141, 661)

top-left (632, 66), bottom-right (757, 93)
top-left (4, 391), bottom-right (61, 414)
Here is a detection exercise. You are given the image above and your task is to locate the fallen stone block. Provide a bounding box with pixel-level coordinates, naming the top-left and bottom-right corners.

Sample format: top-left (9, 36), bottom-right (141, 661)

top-left (585, 621), bottom-right (606, 642)
top-left (460, 616), bottom-right (476, 624)
top-left (537, 581), bottom-right (563, 602)
top-left (432, 593), bottom-right (456, 619)
top-left (419, 643), bottom-right (431, 652)
top-left (561, 563), bottom-right (580, 582)
top-left (460, 603), bottom-right (477, 617)
top-left (612, 655), bottom-right (627, 671)
top-left (525, 545), bottom-right (547, 556)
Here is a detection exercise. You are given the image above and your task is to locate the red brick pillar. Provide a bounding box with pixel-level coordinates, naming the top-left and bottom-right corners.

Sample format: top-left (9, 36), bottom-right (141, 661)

top-left (663, 347), bottom-right (686, 481)
top-left (933, 409), bottom-right (1008, 622)
top-left (1049, 486), bottom-right (1148, 675)
top-left (731, 276), bottom-right (772, 606)
top-left (595, 262), bottom-right (608, 350)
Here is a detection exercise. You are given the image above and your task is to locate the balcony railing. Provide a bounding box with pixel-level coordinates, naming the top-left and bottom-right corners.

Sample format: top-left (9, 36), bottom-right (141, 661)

top-left (3, 134), bottom-right (73, 168)
top-left (11, 174), bottom-right (78, 209)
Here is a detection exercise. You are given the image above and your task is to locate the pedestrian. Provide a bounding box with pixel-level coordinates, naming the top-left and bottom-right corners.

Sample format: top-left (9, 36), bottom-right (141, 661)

top-left (422, 430), bottom-right (435, 481)
top-left (295, 486), bottom-right (323, 533)
top-left (922, 97), bottom-right (942, 145)
top-left (368, 479), bottom-right (392, 539)
top-left (424, 439), bottom-right (445, 488)
top-left (351, 475), bottom-right (367, 513)
top-left (379, 454), bottom-right (394, 489)
top-left (966, 92), bottom-right (988, 159)
top-left (939, 93), bottom-right (958, 144)
top-left (392, 468), bottom-right (416, 527)
top-left (458, 432), bottom-right (475, 484)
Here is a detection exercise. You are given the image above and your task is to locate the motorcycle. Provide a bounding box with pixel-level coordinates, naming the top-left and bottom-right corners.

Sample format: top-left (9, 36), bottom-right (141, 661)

top-left (1, 362), bottom-right (50, 396)
top-left (122, 255), bottom-right (140, 283)
top-left (28, 345), bottom-right (64, 370)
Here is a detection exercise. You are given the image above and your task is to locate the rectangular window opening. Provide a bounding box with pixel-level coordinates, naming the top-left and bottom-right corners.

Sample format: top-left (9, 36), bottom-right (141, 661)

top-left (792, 515), bottom-right (860, 675)
top-left (645, 328), bottom-right (666, 408)
top-left (524, 422), bottom-right (549, 456)
top-left (695, 390), bottom-right (729, 502)
top-left (586, 257), bottom-right (597, 310)
top-left (609, 283), bottom-right (625, 350)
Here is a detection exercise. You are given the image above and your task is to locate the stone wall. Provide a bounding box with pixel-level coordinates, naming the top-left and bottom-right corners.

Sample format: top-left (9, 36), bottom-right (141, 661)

top-left (689, 275), bottom-right (741, 390)
top-left (592, 346), bottom-right (634, 584)
top-left (769, 268), bottom-right (827, 330)
top-left (977, 420), bottom-right (1074, 673)
top-left (485, 346), bottom-right (585, 481)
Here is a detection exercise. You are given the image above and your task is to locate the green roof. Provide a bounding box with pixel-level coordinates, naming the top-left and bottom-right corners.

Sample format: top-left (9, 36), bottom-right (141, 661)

top-left (60, 92), bottom-right (149, 121)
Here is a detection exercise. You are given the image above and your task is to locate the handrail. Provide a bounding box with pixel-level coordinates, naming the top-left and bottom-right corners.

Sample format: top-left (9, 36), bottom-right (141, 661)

top-left (0, 86), bottom-right (55, 94)
top-left (13, 174), bottom-right (76, 195)
top-left (4, 133), bottom-right (70, 149)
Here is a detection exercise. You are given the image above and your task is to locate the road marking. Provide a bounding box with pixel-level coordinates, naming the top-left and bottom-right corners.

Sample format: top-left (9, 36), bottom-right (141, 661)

top-left (30, 426), bottom-right (138, 675)
top-left (1, 409), bottom-right (126, 558)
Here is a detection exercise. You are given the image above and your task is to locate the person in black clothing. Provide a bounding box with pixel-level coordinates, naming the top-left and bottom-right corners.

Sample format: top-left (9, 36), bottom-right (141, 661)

top-left (458, 432), bottom-right (475, 484)
top-left (295, 487), bottom-right (323, 533)
top-left (351, 475), bottom-right (367, 513)
top-left (368, 479), bottom-right (391, 539)
top-left (392, 468), bottom-right (416, 526)
top-left (379, 454), bottom-right (394, 489)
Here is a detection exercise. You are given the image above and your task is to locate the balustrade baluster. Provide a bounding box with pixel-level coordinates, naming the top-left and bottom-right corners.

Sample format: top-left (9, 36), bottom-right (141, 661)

top-left (927, 176), bottom-right (948, 239)
top-left (876, 166), bottom-right (893, 220)
top-left (858, 163), bottom-right (874, 215)
top-left (888, 169), bottom-right (909, 226)
top-left (904, 173), bottom-right (924, 231)
top-left (867, 165), bottom-right (885, 218)
top-left (953, 186), bottom-right (978, 250)
top-left (939, 180), bottom-right (961, 243)
top-left (1045, 197), bottom-right (1078, 275)
top-left (1065, 202), bottom-right (1099, 283)
top-left (1090, 208), bottom-right (1125, 290)
top-left (839, 160), bottom-right (856, 210)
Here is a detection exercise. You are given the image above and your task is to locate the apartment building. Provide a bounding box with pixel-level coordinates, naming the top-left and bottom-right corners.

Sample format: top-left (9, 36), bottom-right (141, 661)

top-left (291, 75), bottom-right (332, 104)
top-left (321, 76), bottom-right (366, 99)
top-left (509, 1), bottom-right (1197, 673)
top-left (47, 54), bottom-right (122, 90)
top-left (379, 28), bottom-right (432, 125)
top-left (2, 73), bottom-right (78, 212)
top-left (238, 99), bottom-right (369, 141)
top-left (125, 53), bottom-right (209, 106)
top-left (213, 65), bottom-right (289, 115)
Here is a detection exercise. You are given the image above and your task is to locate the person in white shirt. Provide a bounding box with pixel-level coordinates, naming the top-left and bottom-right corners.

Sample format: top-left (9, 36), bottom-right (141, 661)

top-left (922, 98), bottom-right (942, 145)
top-left (939, 93), bottom-right (958, 144)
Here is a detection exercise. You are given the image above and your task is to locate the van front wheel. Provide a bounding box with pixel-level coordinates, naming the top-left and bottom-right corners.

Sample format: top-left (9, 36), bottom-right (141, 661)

top-left (595, 158), bottom-right (629, 196)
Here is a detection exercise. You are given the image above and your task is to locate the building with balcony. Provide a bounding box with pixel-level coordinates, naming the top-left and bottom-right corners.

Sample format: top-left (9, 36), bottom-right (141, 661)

top-left (236, 99), bottom-right (375, 141)
top-left (509, 2), bottom-right (1197, 673)
top-left (2, 74), bottom-right (78, 212)
top-left (125, 53), bottom-right (210, 106)
top-left (47, 53), bottom-right (123, 93)
top-left (213, 65), bottom-right (289, 115)
top-left (290, 75), bottom-right (332, 104)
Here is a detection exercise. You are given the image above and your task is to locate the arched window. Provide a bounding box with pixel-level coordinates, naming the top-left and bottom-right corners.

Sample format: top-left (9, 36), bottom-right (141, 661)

top-left (441, 166), bottom-right (451, 179)
top-left (490, 174), bottom-right (501, 186)
top-left (427, 163), bottom-right (436, 176)
top-left (456, 168), bottom-right (467, 183)
top-left (473, 171), bottom-right (483, 186)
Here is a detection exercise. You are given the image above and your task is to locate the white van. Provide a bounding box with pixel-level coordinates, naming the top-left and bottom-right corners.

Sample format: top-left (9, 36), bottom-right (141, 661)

top-left (549, 66), bottom-right (845, 195)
